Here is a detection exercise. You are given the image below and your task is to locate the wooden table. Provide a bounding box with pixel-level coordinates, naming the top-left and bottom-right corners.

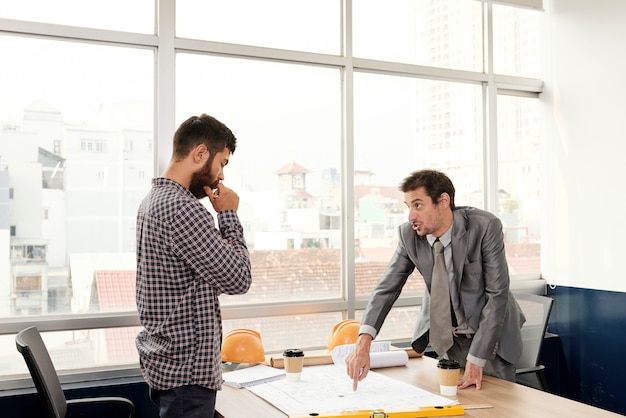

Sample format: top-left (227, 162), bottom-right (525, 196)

top-left (215, 356), bottom-right (622, 417)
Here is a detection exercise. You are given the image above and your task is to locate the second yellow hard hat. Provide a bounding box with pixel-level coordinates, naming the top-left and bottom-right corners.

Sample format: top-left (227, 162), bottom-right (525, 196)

top-left (326, 319), bottom-right (360, 351)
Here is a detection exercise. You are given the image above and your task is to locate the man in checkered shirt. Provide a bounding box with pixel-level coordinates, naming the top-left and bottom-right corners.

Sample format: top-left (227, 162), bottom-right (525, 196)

top-left (135, 114), bottom-right (252, 418)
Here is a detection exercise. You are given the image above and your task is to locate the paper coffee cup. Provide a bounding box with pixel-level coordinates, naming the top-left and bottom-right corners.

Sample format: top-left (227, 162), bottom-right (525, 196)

top-left (283, 348), bottom-right (304, 382)
top-left (437, 359), bottom-right (460, 396)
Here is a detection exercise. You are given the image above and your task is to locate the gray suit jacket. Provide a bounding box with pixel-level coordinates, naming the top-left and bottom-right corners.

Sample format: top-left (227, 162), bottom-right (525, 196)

top-left (361, 207), bottom-right (525, 364)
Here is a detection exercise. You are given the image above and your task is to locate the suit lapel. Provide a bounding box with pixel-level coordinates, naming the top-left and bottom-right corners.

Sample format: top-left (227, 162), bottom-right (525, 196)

top-left (414, 233), bottom-right (433, 286)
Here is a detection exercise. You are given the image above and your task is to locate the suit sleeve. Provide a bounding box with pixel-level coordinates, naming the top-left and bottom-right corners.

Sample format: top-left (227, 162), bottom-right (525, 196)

top-left (468, 216), bottom-right (511, 361)
top-left (360, 225), bottom-right (416, 337)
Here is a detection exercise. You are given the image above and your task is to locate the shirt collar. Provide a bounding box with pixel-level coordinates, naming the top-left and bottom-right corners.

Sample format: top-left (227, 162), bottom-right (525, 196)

top-left (427, 224), bottom-right (452, 249)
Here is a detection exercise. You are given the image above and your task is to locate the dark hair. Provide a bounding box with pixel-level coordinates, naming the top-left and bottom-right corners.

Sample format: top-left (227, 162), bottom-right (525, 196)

top-left (172, 114), bottom-right (237, 160)
top-left (400, 169), bottom-right (456, 210)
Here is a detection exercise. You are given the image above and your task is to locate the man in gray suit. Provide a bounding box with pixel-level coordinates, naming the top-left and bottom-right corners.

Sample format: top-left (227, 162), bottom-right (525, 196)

top-left (346, 169), bottom-right (525, 391)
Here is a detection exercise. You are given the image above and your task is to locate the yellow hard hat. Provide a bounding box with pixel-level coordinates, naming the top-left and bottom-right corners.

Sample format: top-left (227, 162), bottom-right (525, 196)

top-left (221, 328), bottom-right (265, 364)
top-left (326, 319), bottom-right (360, 351)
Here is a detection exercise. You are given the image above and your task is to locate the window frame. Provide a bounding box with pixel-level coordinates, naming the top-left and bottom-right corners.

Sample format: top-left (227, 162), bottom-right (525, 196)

top-left (0, 0), bottom-right (544, 388)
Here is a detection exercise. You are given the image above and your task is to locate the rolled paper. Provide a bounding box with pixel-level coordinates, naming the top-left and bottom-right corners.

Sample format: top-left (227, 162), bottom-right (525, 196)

top-left (331, 345), bottom-right (409, 369)
top-left (369, 350), bottom-right (409, 368)
top-left (269, 346), bottom-right (420, 369)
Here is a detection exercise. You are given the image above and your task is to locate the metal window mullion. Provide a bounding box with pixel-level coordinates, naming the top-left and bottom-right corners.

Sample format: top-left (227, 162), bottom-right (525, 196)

top-left (156, 0), bottom-right (176, 175)
top-left (484, 1), bottom-right (499, 213)
top-left (341, 0), bottom-right (356, 320)
top-left (0, 312), bottom-right (140, 335)
top-left (0, 17), bottom-right (157, 47)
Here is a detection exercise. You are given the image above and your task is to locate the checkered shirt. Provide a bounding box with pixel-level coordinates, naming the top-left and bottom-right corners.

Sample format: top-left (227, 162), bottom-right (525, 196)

top-left (135, 178), bottom-right (252, 390)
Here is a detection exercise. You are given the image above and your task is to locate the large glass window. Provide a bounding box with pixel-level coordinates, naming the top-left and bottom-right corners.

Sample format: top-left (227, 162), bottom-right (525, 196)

top-left (353, 0), bottom-right (483, 71)
top-left (493, 3), bottom-right (542, 78)
top-left (177, 53), bottom-right (342, 306)
top-left (0, 35), bottom-right (153, 377)
top-left (0, 0), bottom-right (154, 33)
top-left (0, 0), bottom-right (543, 382)
top-left (176, 54), bottom-right (343, 350)
top-left (2, 326), bottom-right (142, 377)
top-left (497, 95), bottom-right (541, 276)
top-left (176, 0), bottom-right (340, 55)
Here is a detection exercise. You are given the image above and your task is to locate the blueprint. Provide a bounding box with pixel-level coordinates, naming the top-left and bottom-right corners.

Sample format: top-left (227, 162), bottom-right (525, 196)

top-left (247, 364), bottom-right (457, 416)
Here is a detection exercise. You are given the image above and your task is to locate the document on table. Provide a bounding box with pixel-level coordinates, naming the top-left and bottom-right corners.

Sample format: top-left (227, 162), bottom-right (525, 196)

top-left (247, 364), bottom-right (457, 416)
top-left (223, 364), bottom-right (286, 388)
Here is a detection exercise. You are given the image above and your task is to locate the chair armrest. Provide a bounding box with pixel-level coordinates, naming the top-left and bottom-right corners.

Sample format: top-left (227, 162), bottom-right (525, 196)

top-left (66, 396), bottom-right (135, 417)
top-left (516, 365), bottom-right (545, 376)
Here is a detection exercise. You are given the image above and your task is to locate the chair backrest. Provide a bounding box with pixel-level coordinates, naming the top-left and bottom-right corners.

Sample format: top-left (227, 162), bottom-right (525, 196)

top-left (15, 326), bottom-right (67, 418)
top-left (513, 292), bottom-right (554, 370)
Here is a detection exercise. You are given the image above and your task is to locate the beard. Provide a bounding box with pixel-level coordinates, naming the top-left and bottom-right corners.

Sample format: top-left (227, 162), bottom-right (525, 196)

top-left (189, 155), bottom-right (218, 199)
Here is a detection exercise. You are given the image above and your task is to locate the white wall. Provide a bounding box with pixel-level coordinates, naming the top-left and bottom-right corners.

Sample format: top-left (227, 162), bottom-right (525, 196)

top-left (541, 0), bottom-right (626, 292)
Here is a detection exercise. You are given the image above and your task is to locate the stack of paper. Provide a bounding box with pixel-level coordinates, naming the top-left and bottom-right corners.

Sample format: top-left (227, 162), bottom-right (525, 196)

top-left (223, 364), bottom-right (286, 388)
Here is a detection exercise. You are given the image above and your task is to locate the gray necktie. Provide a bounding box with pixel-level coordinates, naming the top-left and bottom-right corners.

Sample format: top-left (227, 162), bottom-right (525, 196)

top-left (430, 239), bottom-right (453, 356)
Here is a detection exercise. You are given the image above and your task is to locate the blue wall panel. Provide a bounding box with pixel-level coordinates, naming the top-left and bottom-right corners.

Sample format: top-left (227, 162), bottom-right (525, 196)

top-left (0, 378), bottom-right (157, 418)
top-left (547, 286), bottom-right (626, 415)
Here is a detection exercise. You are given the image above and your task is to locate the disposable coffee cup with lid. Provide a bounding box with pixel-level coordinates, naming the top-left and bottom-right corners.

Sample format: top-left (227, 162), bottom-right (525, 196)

top-left (283, 348), bottom-right (305, 382)
top-left (437, 358), bottom-right (461, 396)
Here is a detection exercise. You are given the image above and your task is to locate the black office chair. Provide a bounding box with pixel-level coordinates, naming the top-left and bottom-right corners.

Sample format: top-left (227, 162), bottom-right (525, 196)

top-left (513, 292), bottom-right (554, 391)
top-left (15, 326), bottom-right (135, 418)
